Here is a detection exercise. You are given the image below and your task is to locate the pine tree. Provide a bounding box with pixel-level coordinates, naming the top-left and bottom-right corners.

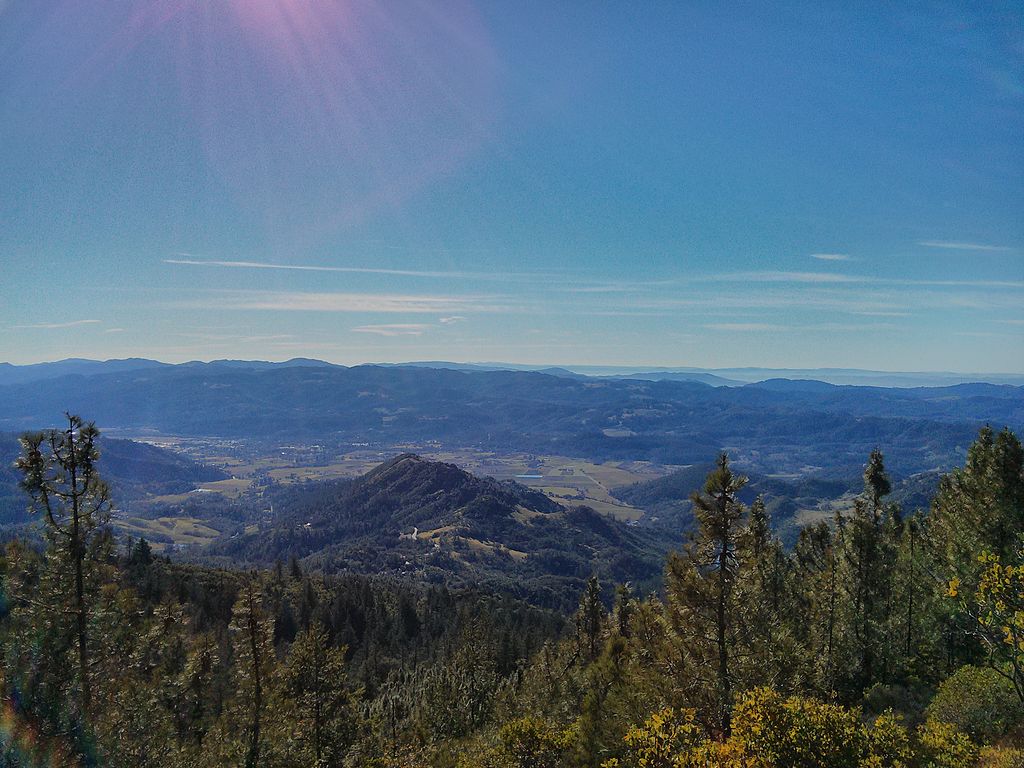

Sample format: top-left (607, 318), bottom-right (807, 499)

top-left (575, 576), bottom-right (606, 663)
top-left (230, 580), bottom-right (275, 768)
top-left (794, 521), bottom-right (840, 694)
top-left (15, 413), bottom-right (113, 712)
top-left (929, 427), bottom-right (1024, 673)
top-left (665, 453), bottom-right (747, 735)
top-left (740, 495), bottom-right (797, 692)
top-left (835, 449), bottom-right (900, 694)
top-left (283, 622), bottom-right (358, 766)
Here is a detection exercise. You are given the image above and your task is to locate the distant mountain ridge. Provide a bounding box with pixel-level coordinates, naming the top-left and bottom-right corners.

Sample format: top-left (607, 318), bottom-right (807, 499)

top-left (0, 361), bottom-right (1020, 478)
top-left (2, 357), bottom-right (1022, 388)
top-left (214, 454), bottom-right (666, 609)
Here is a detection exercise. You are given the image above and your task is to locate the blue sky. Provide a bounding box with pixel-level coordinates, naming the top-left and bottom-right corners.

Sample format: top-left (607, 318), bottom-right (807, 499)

top-left (1, 1), bottom-right (1022, 370)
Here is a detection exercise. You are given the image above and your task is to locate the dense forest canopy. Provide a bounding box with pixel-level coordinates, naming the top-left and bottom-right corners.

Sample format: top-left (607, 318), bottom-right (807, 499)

top-left (0, 415), bottom-right (1022, 766)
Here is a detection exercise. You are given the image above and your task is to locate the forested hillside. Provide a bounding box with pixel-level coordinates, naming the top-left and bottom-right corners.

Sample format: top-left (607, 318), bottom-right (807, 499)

top-left (212, 453), bottom-right (667, 610)
top-left (0, 433), bottom-right (226, 529)
top-left (0, 416), bottom-right (1022, 766)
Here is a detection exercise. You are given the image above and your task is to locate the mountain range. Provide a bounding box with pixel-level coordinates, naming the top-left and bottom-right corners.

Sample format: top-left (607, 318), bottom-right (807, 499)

top-left (3, 357), bottom-right (1024, 388)
top-left (0, 359), bottom-right (1019, 481)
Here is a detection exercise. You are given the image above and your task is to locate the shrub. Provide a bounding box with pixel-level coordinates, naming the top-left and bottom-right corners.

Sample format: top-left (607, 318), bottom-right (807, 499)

top-left (979, 746), bottom-right (1024, 768)
top-left (863, 711), bottom-right (914, 768)
top-left (926, 666), bottom-right (1024, 743)
top-left (728, 688), bottom-right (865, 768)
top-left (606, 707), bottom-right (705, 768)
top-left (917, 719), bottom-right (979, 768)
top-left (498, 716), bottom-right (571, 768)
top-left (861, 681), bottom-right (934, 728)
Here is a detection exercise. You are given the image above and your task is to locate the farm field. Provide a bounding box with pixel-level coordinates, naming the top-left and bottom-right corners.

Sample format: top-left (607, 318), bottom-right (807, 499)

top-left (115, 514), bottom-right (221, 551)
top-left (127, 437), bottom-right (678, 522)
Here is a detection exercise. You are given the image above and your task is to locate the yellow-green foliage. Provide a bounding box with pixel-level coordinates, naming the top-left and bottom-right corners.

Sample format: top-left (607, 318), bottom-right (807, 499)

top-left (914, 720), bottom-right (979, 768)
top-left (603, 707), bottom-right (704, 768)
top-left (498, 716), bottom-right (572, 768)
top-left (974, 549), bottom-right (1024, 682)
top-left (604, 691), bottom-right (995, 768)
top-left (863, 711), bottom-right (914, 768)
top-left (726, 688), bottom-right (867, 767)
top-left (979, 747), bottom-right (1024, 768)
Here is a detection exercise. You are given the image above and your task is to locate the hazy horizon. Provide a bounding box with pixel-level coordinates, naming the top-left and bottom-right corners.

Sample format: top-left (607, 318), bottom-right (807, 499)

top-left (3, 355), bottom-right (1024, 383)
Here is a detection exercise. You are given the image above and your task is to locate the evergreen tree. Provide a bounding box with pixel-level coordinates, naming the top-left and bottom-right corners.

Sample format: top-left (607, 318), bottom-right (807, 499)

top-left (229, 580), bottom-right (276, 768)
top-left (282, 622), bottom-right (358, 766)
top-left (834, 449), bottom-right (900, 694)
top-left (740, 495), bottom-right (798, 692)
top-left (575, 576), bottom-right (606, 664)
top-left (794, 521), bottom-right (840, 693)
top-left (665, 453), bottom-right (747, 735)
top-left (928, 427), bottom-right (1024, 673)
top-left (15, 413), bottom-right (113, 712)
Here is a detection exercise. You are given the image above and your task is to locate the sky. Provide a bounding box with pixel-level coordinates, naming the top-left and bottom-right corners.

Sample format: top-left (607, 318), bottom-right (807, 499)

top-left (1, 1), bottom-right (1022, 371)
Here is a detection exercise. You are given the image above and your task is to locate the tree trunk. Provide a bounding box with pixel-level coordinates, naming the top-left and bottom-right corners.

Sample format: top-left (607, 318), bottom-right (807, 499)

top-left (69, 427), bottom-right (91, 711)
top-left (717, 495), bottom-right (731, 736)
top-left (245, 592), bottom-right (263, 768)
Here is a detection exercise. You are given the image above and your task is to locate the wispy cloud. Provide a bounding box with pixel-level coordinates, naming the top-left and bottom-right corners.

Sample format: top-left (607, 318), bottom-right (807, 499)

top-left (176, 332), bottom-right (297, 343)
top-left (352, 324), bottom-right (430, 337)
top-left (179, 290), bottom-right (509, 314)
top-left (810, 253), bottom-right (853, 261)
top-left (917, 241), bottom-right (1012, 252)
top-left (705, 323), bottom-right (787, 331)
top-left (103, 327), bottom-right (126, 333)
top-left (701, 271), bottom-right (1024, 289)
top-left (439, 316), bottom-right (466, 325)
top-left (715, 271), bottom-right (868, 284)
top-left (165, 257), bottom-right (546, 282)
top-left (555, 279), bottom-right (679, 294)
top-left (705, 321), bottom-right (894, 333)
top-left (14, 319), bottom-right (102, 329)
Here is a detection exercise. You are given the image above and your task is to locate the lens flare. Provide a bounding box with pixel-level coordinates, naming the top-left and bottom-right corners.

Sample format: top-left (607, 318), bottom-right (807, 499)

top-left (0, 694), bottom-right (85, 767)
top-left (26, 0), bottom-right (500, 245)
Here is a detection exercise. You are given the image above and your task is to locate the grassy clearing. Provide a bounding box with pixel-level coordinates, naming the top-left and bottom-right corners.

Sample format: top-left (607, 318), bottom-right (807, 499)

top-left (116, 516), bottom-right (221, 550)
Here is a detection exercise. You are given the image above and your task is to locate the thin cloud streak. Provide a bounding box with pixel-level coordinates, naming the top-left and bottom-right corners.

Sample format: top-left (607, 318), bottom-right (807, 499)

top-left (810, 253), bottom-right (853, 261)
top-left (704, 271), bottom-right (1024, 289)
top-left (177, 290), bottom-right (513, 314)
top-left (917, 241), bottom-right (1012, 252)
top-left (165, 257), bottom-right (548, 282)
top-left (714, 271), bottom-right (867, 284)
top-left (13, 319), bottom-right (102, 329)
top-left (705, 321), bottom-right (894, 332)
top-left (705, 323), bottom-right (788, 331)
top-left (353, 324), bottom-right (430, 337)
